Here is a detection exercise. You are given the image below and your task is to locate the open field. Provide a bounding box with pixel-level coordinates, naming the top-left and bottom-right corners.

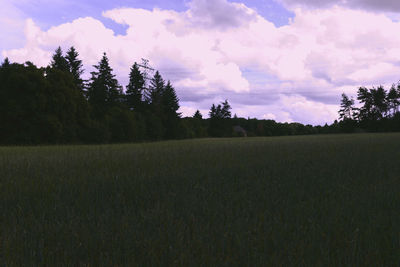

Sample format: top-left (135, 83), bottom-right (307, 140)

top-left (1, 133), bottom-right (400, 265)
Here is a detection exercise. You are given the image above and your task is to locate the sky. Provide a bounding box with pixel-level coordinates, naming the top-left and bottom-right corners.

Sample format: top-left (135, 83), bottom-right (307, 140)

top-left (2, 0), bottom-right (400, 125)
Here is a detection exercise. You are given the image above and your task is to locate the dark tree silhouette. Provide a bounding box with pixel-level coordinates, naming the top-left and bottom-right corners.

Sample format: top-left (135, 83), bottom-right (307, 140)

top-left (371, 86), bottom-right (388, 119)
top-left (87, 52), bottom-right (122, 118)
top-left (357, 87), bottom-right (373, 121)
top-left (208, 100), bottom-right (233, 136)
top-left (149, 70), bottom-right (165, 107)
top-left (126, 62), bottom-right (145, 111)
top-left (66, 46), bottom-right (85, 93)
top-left (387, 84), bottom-right (399, 117)
top-left (163, 81), bottom-right (180, 117)
top-left (221, 100), bottom-right (232, 119)
top-left (193, 110), bottom-right (203, 119)
top-left (1, 57), bottom-right (10, 67)
top-left (209, 100), bottom-right (232, 119)
top-left (50, 46), bottom-right (69, 72)
top-left (338, 93), bottom-right (356, 121)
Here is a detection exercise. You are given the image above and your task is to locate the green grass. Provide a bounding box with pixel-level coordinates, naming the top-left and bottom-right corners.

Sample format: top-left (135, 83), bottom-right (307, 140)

top-left (1, 133), bottom-right (400, 266)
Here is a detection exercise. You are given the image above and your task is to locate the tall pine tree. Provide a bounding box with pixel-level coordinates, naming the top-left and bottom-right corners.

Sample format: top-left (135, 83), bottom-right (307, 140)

top-left (126, 62), bottom-right (145, 111)
top-left (149, 70), bottom-right (165, 107)
top-left (66, 46), bottom-right (84, 93)
top-left (50, 46), bottom-right (69, 72)
top-left (1, 57), bottom-right (10, 68)
top-left (87, 53), bottom-right (122, 118)
top-left (338, 93), bottom-right (355, 121)
top-left (163, 81), bottom-right (180, 117)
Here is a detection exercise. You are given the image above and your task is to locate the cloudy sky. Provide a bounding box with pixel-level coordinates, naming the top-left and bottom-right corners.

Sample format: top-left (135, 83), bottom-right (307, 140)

top-left (2, 0), bottom-right (400, 125)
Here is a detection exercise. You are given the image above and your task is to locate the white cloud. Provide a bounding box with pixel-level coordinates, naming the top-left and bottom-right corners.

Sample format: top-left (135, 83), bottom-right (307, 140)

top-left (0, 1), bottom-right (26, 59)
top-left (3, 0), bottom-right (400, 124)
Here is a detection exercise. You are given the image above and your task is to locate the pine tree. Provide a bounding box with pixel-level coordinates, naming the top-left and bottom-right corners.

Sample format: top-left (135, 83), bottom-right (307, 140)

top-left (209, 104), bottom-right (217, 118)
top-left (371, 86), bottom-right (388, 119)
top-left (1, 57), bottom-right (10, 68)
top-left (149, 71), bottom-right (165, 106)
top-left (209, 100), bottom-right (231, 119)
top-left (338, 93), bottom-right (355, 121)
top-left (193, 110), bottom-right (202, 119)
top-left (221, 100), bottom-right (232, 119)
top-left (87, 53), bottom-right (122, 117)
top-left (387, 84), bottom-right (399, 117)
top-left (65, 46), bottom-right (84, 92)
top-left (357, 87), bottom-right (373, 121)
top-left (163, 80), bottom-right (180, 117)
top-left (126, 62), bottom-right (145, 111)
top-left (50, 46), bottom-right (69, 72)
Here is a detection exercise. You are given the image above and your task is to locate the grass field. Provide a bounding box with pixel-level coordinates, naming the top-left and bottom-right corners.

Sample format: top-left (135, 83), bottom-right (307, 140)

top-left (1, 133), bottom-right (400, 266)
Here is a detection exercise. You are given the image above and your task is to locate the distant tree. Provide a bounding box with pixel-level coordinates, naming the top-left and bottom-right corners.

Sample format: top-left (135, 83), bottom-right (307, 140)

top-left (208, 100), bottom-right (233, 137)
top-left (149, 71), bottom-right (165, 107)
top-left (193, 110), bottom-right (202, 119)
top-left (209, 100), bottom-right (232, 119)
top-left (65, 46), bottom-right (85, 92)
top-left (126, 62), bottom-right (145, 111)
top-left (209, 104), bottom-right (217, 118)
top-left (45, 64), bottom-right (91, 142)
top-left (221, 100), bottom-right (232, 119)
top-left (162, 81), bottom-right (180, 118)
top-left (1, 57), bottom-right (10, 67)
top-left (87, 52), bottom-right (122, 118)
top-left (338, 93), bottom-right (355, 121)
top-left (0, 60), bottom-right (91, 144)
top-left (387, 84), bottom-right (399, 117)
top-left (50, 46), bottom-right (69, 72)
top-left (371, 86), bottom-right (388, 119)
top-left (357, 87), bottom-right (373, 121)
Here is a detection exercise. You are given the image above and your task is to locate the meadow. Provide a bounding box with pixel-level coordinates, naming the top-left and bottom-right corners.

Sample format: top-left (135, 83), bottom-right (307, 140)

top-left (1, 133), bottom-right (400, 266)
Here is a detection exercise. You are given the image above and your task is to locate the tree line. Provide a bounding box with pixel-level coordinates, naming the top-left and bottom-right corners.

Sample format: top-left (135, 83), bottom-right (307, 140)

top-left (337, 84), bottom-right (400, 132)
top-left (0, 47), bottom-right (183, 144)
top-left (1, 46), bottom-right (399, 144)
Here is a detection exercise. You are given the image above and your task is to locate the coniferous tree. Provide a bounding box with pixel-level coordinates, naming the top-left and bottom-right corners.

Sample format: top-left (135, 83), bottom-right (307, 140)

top-left (162, 80), bottom-right (181, 138)
top-left (209, 104), bottom-right (217, 118)
top-left (149, 71), bottom-right (165, 107)
top-left (87, 52), bottom-right (122, 118)
top-left (50, 46), bottom-right (69, 72)
top-left (126, 62), bottom-right (145, 111)
top-left (193, 110), bottom-right (202, 119)
top-left (371, 86), bottom-right (388, 119)
top-left (1, 57), bottom-right (10, 67)
top-left (387, 84), bottom-right (399, 117)
top-left (163, 81), bottom-right (180, 117)
top-left (357, 87), bottom-right (373, 121)
top-left (208, 100), bottom-right (233, 137)
top-left (65, 46), bottom-right (84, 92)
top-left (338, 93), bottom-right (355, 121)
top-left (221, 100), bottom-right (232, 119)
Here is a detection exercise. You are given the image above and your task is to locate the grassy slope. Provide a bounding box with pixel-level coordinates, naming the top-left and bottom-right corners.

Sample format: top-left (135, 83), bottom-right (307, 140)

top-left (1, 134), bottom-right (400, 266)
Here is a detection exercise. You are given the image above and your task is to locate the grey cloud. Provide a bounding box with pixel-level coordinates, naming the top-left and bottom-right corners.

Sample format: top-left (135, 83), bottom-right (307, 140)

top-left (279, 0), bottom-right (400, 12)
top-left (187, 0), bottom-right (257, 30)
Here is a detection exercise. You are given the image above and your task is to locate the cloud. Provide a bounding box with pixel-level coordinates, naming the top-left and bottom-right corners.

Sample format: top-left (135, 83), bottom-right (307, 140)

top-left (186, 0), bottom-right (257, 30)
top-left (0, 1), bottom-right (26, 59)
top-left (278, 0), bottom-right (400, 13)
top-left (4, 0), bottom-right (400, 125)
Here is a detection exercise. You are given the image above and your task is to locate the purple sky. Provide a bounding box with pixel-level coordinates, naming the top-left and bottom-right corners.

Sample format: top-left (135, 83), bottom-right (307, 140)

top-left (2, 0), bottom-right (400, 125)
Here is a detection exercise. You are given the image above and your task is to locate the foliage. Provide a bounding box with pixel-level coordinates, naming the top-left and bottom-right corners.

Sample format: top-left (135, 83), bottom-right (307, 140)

top-left (338, 93), bottom-right (356, 121)
top-left (126, 62), bottom-right (145, 111)
top-left (65, 46), bottom-right (85, 93)
top-left (50, 46), bottom-right (69, 72)
top-left (3, 45), bottom-right (400, 145)
top-left (87, 53), bottom-right (123, 119)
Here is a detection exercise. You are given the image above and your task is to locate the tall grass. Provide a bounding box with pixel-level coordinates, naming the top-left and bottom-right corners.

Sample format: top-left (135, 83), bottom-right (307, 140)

top-left (1, 134), bottom-right (400, 265)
